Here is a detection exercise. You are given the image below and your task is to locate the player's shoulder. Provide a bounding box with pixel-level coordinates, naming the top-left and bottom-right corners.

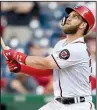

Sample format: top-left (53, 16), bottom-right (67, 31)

top-left (68, 37), bottom-right (86, 52)
top-left (67, 42), bottom-right (87, 58)
top-left (70, 41), bottom-right (86, 51)
top-left (54, 38), bottom-right (66, 48)
top-left (56, 39), bottom-right (66, 45)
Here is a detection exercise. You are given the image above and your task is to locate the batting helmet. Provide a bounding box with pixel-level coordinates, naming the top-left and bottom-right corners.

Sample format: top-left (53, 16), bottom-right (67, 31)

top-left (65, 6), bottom-right (95, 34)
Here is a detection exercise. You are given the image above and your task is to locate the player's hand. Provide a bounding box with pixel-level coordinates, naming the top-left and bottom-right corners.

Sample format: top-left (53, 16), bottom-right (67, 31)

top-left (6, 60), bottom-right (21, 73)
top-left (2, 48), bottom-right (15, 60)
top-left (2, 46), bottom-right (11, 60)
top-left (3, 49), bottom-right (27, 64)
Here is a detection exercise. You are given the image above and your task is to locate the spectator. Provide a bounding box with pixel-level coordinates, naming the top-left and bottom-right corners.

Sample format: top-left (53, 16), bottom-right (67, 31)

top-left (25, 41), bottom-right (53, 95)
top-left (43, 75), bottom-right (53, 95)
top-left (0, 24), bottom-right (3, 37)
top-left (1, 2), bottom-right (40, 45)
top-left (85, 33), bottom-right (96, 94)
top-left (4, 73), bottom-right (39, 94)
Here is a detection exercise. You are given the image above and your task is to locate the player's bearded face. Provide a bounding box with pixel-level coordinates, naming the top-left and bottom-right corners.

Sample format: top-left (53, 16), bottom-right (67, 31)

top-left (61, 11), bottom-right (84, 34)
top-left (61, 17), bottom-right (81, 34)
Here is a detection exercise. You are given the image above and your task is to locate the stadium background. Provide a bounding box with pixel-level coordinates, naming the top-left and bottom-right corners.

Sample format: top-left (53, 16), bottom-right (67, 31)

top-left (0, 1), bottom-right (96, 110)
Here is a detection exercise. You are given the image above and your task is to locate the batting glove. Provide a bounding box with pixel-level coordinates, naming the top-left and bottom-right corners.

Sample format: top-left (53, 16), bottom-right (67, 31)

top-left (3, 49), bottom-right (27, 64)
top-left (6, 60), bottom-right (21, 73)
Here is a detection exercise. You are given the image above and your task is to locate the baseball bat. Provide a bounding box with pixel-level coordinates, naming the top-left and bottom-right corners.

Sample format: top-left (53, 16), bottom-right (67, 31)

top-left (1, 37), bottom-right (10, 60)
top-left (1, 37), bottom-right (6, 50)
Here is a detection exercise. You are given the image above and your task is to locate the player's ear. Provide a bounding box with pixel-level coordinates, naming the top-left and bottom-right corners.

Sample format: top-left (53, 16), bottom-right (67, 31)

top-left (79, 22), bottom-right (87, 29)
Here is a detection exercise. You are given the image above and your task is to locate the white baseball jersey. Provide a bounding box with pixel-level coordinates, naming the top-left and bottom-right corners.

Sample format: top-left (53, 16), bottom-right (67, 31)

top-left (51, 37), bottom-right (92, 99)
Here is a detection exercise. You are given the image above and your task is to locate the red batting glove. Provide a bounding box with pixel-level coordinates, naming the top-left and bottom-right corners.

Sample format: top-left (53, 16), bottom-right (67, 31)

top-left (3, 49), bottom-right (15, 60)
top-left (6, 60), bottom-right (21, 73)
top-left (3, 49), bottom-right (27, 64)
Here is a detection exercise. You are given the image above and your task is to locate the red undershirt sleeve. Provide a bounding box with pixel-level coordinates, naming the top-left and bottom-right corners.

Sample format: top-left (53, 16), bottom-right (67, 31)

top-left (20, 64), bottom-right (53, 77)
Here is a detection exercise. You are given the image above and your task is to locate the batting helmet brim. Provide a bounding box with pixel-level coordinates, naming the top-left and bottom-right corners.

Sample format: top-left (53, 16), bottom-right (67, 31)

top-left (65, 7), bottom-right (74, 14)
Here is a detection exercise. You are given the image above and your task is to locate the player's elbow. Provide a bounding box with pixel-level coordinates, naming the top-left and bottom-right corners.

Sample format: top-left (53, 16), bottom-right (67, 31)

top-left (42, 56), bottom-right (57, 69)
top-left (37, 58), bottom-right (51, 69)
top-left (43, 61), bottom-right (52, 69)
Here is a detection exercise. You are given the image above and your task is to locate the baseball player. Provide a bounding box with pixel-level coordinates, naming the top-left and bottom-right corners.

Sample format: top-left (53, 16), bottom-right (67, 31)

top-left (2, 6), bottom-right (95, 110)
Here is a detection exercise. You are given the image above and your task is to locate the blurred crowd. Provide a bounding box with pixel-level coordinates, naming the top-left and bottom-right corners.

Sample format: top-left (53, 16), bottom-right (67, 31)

top-left (0, 2), bottom-right (96, 95)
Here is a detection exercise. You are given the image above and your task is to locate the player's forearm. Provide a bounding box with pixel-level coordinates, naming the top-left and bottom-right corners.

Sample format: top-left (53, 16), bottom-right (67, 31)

top-left (3, 49), bottom-right (54, 69)
top-left (25, 56), bottom-right (50, 69)
top-left (20, 64), bottom-right (53, 77)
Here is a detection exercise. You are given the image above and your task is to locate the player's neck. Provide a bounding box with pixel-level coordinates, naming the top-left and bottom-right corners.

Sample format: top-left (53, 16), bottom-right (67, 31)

top-left (66, 33), bottom-right (83, 44)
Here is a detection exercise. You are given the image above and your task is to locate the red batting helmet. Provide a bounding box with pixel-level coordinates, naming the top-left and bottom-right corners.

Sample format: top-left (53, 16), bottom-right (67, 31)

top-left (65, 6), bottom-right (95, 34)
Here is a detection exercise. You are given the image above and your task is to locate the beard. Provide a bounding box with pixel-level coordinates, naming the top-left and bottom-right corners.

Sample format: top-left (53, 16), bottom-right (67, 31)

top-left (61, 20), bottom-right (81, 34)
